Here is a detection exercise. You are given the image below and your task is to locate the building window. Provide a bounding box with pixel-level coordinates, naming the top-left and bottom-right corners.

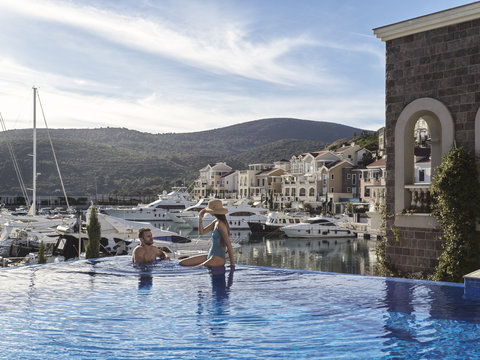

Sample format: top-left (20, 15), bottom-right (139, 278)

top-left (331, 187), bottom-right (334, 193)
top-left (347, 174), bottom-right (351, 179)
top-left (331, 174), bottom-right (334, 180)
top-left (323, 175), bottom-right (327, 185)
top-left (347, 187), bottom-right (351, 192)
top-left (352, 174), bottom-right (357, 185)
top-left (419, 169), bottom-right (425, 182)
top-left (365, 188), bottom-right (370, 197)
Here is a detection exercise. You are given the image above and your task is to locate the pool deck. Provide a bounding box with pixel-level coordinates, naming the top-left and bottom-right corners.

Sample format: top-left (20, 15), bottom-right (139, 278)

top-left (464, 269), bottom-right (480, 299)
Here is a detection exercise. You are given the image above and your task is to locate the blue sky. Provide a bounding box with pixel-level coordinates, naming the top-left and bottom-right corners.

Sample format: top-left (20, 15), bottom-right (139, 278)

top-left (0, 0), bottom-right (474, 134)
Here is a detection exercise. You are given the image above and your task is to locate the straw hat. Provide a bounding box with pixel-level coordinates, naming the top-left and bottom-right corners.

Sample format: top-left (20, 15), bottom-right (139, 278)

top-left (204, 199), bottom-right (228, 215)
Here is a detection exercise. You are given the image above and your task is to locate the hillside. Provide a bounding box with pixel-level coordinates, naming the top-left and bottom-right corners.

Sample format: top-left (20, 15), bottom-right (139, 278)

top-left (0, 118), bottom-right (372, 196)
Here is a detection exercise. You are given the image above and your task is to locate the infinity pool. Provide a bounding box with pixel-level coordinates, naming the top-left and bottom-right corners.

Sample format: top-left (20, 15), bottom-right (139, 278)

top-left (1, 256), bottom-right (480, 359)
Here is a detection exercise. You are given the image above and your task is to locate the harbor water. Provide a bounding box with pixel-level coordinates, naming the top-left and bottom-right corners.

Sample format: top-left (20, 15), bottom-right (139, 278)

top-left (150, 221), bottom-right (378, 275)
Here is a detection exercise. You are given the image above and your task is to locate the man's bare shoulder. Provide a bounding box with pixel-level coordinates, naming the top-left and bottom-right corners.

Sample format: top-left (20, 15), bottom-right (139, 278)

top-left (132, 245), bottom-right (144, 254)
top-left (132, 245), bottom-right (146, 263)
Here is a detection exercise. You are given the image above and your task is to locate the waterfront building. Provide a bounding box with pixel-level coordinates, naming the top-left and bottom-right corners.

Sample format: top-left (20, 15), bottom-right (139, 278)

top-left (333, 143), bottom-right (364, 165)
top-left (193, 162), bottom-right (232, 198)
top-left (250, 167), bottom-right (286, 204)
top-left (377, 127), bottom-right (386, 158)
top-left (235, 164), bottom-right (269, 199)
top-left (220, 170), bottom-right (238, 198)
top-left (374, 2), bottom-right (480, 274)
top-left (361, 158), bottom-right (386, 212)
top-left (193, 144), bottom-right (377, 213)
top-left (273, 159), bottom-right (290, 171)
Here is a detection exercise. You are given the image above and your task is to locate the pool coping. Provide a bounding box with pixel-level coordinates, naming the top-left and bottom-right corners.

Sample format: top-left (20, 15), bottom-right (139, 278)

top-left (241, 264), bottom-right (465, 288)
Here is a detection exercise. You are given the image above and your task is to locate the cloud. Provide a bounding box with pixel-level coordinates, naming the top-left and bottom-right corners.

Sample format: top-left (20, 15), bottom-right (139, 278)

top-left (0, 57), bottom-right (384, 134)
top-left (0, 0), bottom-right (329, 86)
top-left (0, 1), bottom-right (386, 134)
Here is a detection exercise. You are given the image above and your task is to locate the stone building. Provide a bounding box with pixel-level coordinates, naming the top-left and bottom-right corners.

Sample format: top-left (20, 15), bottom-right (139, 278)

top-left (374, 2), bottom-right (480, 274)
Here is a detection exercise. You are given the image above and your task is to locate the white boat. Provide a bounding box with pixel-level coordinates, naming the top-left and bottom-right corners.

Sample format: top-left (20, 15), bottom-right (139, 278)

top-left (0, 210), bottom-right (76, 231)
top-left (0, 220), bottom-right (60, 258)
top-left (166, 198), bottom-right (211, 223)
top-left (281, 216), bottom-right (355, 238)
top-left (248, 211), bottom-right (310, 234)
top-left (100, 187), bottom-right (195, 221)
top-left (183, 199), bottom-right (268, 230)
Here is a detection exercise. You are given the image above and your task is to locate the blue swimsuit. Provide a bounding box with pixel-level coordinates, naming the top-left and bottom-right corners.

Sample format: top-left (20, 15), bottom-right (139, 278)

top-left (207, 228), bottom-right (226, 259)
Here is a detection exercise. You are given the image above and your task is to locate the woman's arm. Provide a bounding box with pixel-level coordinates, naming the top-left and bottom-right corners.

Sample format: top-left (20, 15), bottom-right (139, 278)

top-left (217, 222), bottom-right (235, 268)
top-left (198, 209), bottom-right (215, 235)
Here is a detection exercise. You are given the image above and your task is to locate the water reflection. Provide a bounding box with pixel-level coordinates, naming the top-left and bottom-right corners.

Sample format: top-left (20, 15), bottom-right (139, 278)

top-left (237, 236), bottom-right (377, 274)
top-left (195, 267), bottom-right (234, 338)
top-left (150, 221), bottom-right (377, 275)
top-left (210, 266), bottom-right (234, 305)
top-left (138, 273), bottom-right (153, 290)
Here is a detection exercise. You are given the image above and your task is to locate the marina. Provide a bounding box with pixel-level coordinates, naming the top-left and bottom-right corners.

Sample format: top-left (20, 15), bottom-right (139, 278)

top-left (151, 220), bottom-right (378, 275)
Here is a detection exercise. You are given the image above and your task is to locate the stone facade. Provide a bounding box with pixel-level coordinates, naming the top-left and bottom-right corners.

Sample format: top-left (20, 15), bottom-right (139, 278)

top-left (381, 15), bottom-right (480, 274)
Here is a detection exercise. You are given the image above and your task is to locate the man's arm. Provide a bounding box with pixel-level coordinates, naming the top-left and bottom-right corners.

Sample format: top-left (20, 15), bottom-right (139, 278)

top-left (156, 247), bottom-right (170, 260)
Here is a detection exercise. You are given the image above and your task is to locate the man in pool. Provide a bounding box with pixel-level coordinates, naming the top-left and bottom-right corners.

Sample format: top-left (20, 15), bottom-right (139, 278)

top-left (132, 227), bottom-right (170, 264)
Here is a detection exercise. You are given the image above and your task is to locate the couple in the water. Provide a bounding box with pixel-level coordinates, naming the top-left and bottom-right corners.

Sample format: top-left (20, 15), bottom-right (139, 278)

top-left (132, 199), bottom-right (235, 269)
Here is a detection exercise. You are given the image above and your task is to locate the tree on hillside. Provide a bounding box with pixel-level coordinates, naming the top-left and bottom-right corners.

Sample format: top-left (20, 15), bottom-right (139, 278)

top-left (86, 206), bottom-right (101, 259)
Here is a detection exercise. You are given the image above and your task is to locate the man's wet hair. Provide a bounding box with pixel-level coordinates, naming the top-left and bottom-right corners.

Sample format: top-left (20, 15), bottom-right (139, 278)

top-left (138, 227), bottom-right (151, 239)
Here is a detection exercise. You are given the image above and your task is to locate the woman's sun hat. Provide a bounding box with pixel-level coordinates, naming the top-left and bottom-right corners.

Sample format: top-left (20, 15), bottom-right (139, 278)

top-left (204, 199), bottom-right (228, 215)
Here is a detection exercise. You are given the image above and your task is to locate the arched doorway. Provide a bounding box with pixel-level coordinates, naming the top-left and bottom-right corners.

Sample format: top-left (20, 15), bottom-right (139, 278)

top-left (394, 98), bottom-right (454, 213)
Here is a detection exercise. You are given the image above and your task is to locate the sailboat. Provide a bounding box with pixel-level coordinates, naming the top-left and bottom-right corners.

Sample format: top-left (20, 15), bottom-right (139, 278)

top-left (28, 86), bottom-right (72, 215)
top-left (0, 87), bottom-right (76, 262)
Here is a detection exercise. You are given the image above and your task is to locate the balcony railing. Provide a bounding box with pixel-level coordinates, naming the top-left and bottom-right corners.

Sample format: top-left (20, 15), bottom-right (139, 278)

top-left (404, 184), bottom-right (431, 213)
top-left (364, 178), bottom-right (384, 186)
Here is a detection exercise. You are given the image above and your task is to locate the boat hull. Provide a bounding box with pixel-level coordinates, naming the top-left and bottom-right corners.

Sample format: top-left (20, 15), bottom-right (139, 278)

top-left (101, 208), bottom-right (172, 221)
top-left (247, 221), bottom-right (283, 234)
top-left (282, 226), bottom-right (355, 238)
top-left (185, 214), bottom-right (266, 230)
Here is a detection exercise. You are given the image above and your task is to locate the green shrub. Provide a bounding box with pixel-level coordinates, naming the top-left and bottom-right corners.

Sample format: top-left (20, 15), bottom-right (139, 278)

top-left (431, 147), bottom-right (480, 282)
top-left (37, 241), bottom-right (47, 264)
top-left (86, 206), bottom-right (101, 259)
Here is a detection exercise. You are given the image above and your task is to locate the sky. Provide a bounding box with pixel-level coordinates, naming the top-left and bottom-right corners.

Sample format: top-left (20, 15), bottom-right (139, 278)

top-left (0, 0), bottom-right (475, 134)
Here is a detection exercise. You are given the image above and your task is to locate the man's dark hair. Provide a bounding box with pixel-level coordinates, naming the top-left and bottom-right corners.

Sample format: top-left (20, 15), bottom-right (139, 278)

top-left (138, 227), bottom-right (151, 240)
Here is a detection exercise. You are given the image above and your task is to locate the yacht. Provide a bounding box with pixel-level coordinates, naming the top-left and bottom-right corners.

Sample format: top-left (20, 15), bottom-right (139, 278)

top-left (183, 199), bottom-right (268, 230)
top-left (281, 216), bottom-right (355, 238)
top-left (100, 187), bottom-right (195, 221)
top-left (248, 211), bottom-right (310, 234)
top-left (166, 198), bottom-right (211, 223)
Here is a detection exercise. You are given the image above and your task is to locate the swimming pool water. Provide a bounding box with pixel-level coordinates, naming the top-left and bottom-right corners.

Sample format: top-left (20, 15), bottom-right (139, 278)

top-left (1, 256), bottom-right (480, 359)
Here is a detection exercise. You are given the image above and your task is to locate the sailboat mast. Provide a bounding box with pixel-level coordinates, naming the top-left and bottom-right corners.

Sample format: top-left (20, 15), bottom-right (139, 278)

top-left (32, 86), bottom-right (37, 215)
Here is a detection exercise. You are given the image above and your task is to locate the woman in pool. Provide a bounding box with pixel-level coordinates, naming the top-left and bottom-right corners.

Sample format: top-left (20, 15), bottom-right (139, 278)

top-left (179, 199), bottom-right (235, 268)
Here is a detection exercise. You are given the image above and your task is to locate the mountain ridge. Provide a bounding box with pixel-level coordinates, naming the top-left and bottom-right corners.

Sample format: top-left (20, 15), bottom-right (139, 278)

top-left (0, 117), bottom-right (374, 196)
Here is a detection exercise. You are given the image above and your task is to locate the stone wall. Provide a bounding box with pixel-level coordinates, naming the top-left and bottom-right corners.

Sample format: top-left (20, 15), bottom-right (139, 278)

top-left (385, 19), bottom-right (480, 273)
top-left (385, 223), bottom-right (443, 275)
